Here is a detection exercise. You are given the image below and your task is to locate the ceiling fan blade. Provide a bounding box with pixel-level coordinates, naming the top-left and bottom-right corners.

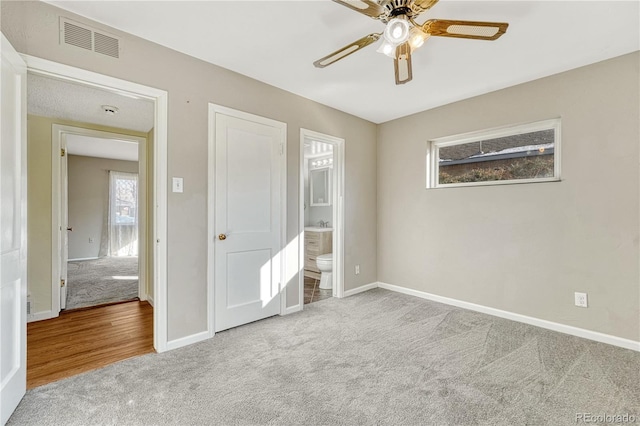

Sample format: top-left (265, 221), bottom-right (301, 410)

top-left (422, 19), bottom-right (509, 41)
top-left (314, 33), bottom-right (381, 68)
top-left (394, 42), bottom-right (413, 85)
top-left (332, 0), bottom-right (386, 19)
top-left (411, 0), bottom-right (440, 15)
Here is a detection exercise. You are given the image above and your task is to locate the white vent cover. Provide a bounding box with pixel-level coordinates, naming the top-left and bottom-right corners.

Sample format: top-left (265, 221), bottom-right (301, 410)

top-left (60, 17), bottom-right (120, 58)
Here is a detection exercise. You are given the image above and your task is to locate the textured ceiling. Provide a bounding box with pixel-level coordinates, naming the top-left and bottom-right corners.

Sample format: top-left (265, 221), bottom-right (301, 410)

top-left (27, 73), bottom-right (154, 132)
top-left (45, 1), bottom-right (639, 124)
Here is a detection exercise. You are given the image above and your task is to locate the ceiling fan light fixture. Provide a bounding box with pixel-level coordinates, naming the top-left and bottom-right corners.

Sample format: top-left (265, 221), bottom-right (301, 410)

top-left (408, 27), bottom-right (428, 50)
top-left (376, 39), bottom-right (396, 58)
top-left (316, 0), bottom-right (510, 86)
top-left (384, 18), bottom-right (410, 45)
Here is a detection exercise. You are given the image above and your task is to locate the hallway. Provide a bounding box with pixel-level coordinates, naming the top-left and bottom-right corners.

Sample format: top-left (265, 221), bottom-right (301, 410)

top-left (27, 301), bottom-right (153, 389)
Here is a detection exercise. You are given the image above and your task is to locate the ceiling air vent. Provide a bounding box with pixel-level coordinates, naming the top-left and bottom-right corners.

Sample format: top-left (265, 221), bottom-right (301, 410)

top-left (60, 17), bottom-right (120, 59)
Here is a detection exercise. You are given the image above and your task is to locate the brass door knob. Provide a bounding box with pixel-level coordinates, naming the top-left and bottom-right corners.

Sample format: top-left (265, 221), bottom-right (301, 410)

top-left (218, 234), bottom-right (227, 241)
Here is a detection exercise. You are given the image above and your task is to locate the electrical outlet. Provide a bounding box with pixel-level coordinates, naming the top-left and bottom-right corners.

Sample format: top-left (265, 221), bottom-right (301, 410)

top-left (574, 292), bottom-right (588, 308)
top-left (355, 264), bottom-right (360, 275)
top-left (88, 237), bottom-right (94, 243)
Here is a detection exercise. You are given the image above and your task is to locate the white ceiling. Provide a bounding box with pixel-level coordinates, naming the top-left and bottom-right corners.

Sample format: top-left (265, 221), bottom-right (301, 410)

top-left (46, 1), bottom-right (639, 124)
top-left (27, 73), bottom-right (154, 132)
top-left (66, 134), bottom-right (139, 162)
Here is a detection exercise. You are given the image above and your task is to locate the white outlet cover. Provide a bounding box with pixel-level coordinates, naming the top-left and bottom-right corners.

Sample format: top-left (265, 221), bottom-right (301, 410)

top-left (574, 292), bottom-right (588, 308)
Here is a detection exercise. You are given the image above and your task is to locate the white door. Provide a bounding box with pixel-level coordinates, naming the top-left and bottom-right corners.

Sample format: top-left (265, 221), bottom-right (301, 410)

top-left (60, 135), bottom-right (68, 310)
top-left (214, 112), bottom-right (285, 332)
top-left (0, 34), bottom-right (27, 425)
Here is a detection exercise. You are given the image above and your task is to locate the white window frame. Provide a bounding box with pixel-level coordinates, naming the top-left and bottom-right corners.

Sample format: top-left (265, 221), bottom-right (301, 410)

top-left (426, 118), bottom-right (561, 189)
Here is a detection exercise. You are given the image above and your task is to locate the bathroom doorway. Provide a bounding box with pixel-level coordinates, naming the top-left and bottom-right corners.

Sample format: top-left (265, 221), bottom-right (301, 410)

top-left (299, 129), bottom-right (345, 306)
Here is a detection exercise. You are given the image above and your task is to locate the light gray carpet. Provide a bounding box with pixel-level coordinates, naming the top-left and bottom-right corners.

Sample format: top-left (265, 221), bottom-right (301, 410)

top-left (66, 257), bottom-right (139, 310)
top-left (10, 289), bottom-right (640, 425)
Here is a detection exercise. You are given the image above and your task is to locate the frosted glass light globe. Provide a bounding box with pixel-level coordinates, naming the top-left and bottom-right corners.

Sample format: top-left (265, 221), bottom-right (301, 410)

top-left (384, 18), bottom-right (410, 45)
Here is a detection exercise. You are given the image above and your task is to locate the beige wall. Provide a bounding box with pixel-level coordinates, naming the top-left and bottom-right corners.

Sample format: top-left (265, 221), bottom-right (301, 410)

top-left (4, 1), bottom-right (378, 340)
top-left (15, 1), bottom-right (635, 345)
top-left (67, 155), bottom-right (138, 260)
top-left (26, 115), bottom-right (148, 314)
top-left (377, 53), bottom-right (640, 342)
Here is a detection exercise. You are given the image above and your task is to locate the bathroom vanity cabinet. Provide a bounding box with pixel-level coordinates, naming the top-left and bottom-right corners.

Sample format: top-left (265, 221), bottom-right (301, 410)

top-left (304, 228), bottom-right (332, 279)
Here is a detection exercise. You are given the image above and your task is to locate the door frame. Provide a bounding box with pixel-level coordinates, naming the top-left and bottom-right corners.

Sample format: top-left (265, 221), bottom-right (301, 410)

top-left (22, 55), bottom-right (170, 352)
top-left (299, 128), bottom-right (345, 305)
top-left (207, 103), bottom-right (287, 336)
top-left (51, 125), bottom-right (148, 309)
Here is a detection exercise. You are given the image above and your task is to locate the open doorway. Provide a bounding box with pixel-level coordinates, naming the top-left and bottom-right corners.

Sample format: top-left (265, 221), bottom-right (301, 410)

top-left (25, 71), bottom-right (154, 313)
top-left (62, 130), bottom-right (146, 311)
top-left (299, 129), bottom-right (345, 306)
top-left (303, 140), bottom-right (334, 304)
top-left (25, 70), bottom-right (158, 387)
top-left (22, 54), bottom-right (169, 353)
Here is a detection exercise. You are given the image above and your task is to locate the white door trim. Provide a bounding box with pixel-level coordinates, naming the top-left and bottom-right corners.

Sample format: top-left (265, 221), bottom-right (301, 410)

top-left (50, 125), bottom-right (148, 313)
top-left (22, 55), bottom-right (170, 353)
top-left (207, 104), bottom-right (288, 336)
top-left (298, 128), bottom-right (345, 311)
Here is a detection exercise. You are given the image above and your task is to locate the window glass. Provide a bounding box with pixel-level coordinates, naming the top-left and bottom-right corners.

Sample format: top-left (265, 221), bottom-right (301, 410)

top-left (428, 119), bottom-right (560, 188)
top-left (114, 174), bottom-right (137, 224)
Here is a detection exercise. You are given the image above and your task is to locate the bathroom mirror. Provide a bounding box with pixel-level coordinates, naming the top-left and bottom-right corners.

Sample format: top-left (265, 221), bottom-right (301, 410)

top-left (310, 167), bottom-right (331, 206)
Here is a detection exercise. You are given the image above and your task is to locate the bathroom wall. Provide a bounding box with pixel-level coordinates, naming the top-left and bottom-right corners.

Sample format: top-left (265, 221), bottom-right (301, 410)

top-left (304, 158), bottom-right (310, 226)
top-left (308, 206), bottom-right (333, 227)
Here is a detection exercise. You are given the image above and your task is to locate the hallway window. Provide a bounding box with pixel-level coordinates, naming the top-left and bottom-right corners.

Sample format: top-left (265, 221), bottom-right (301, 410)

top-left (109, 171), bottom-right (138, 256)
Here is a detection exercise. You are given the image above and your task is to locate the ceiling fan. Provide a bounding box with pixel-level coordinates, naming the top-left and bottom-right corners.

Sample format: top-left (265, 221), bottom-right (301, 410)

top-left (314, 0), bottom-right (509, 85)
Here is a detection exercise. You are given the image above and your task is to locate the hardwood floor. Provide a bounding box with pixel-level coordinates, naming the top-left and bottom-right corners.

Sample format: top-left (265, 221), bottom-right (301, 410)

top-left (27, 301), bottom-right (154, 389)
top-left (303, 277), bottom-right (332, 304)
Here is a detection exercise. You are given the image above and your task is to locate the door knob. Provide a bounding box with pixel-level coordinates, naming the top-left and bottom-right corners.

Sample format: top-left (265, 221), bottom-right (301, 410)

top-left (218, 234), bottom-right (227, 241)
top-left (66, 227), bottom-right (73, 231)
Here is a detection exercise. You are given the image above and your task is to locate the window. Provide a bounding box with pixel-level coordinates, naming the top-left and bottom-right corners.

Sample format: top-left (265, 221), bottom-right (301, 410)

top-left (426, 118), bottom-right (561, 188)
top-left (108, 171), bottom-right (138, 257)
top-left (112, 172), bottom-right (138, 225)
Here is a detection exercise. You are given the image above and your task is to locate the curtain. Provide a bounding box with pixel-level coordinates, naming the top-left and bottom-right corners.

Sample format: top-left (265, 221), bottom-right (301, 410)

top-left (107, 171), bottom-right (139, 257)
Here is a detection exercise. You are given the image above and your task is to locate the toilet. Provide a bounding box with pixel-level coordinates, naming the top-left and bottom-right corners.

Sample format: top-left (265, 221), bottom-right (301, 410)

top-left (316, 253), bottom-right (333, 290)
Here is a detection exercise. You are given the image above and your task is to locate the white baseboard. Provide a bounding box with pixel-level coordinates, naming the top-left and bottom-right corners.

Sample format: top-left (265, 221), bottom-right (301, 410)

top-left (27, 310), bottom-right (57, 323)
top-left (283, 304), bottom-right (302, 315)
top-left (146, 294), bottom-right (154, 307)
top-left (68, 257), bottom-right (99, 262)
top-left (165, 330), bottom-right (212, 351)
top-left (343, 281), bottom-right (379, 298)
top-left (378, 282), bottom-right (640, 353)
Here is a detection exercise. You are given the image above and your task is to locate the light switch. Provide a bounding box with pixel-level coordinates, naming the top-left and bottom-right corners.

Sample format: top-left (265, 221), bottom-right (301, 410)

top-left (172, 177), bottom-right (184, 193)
